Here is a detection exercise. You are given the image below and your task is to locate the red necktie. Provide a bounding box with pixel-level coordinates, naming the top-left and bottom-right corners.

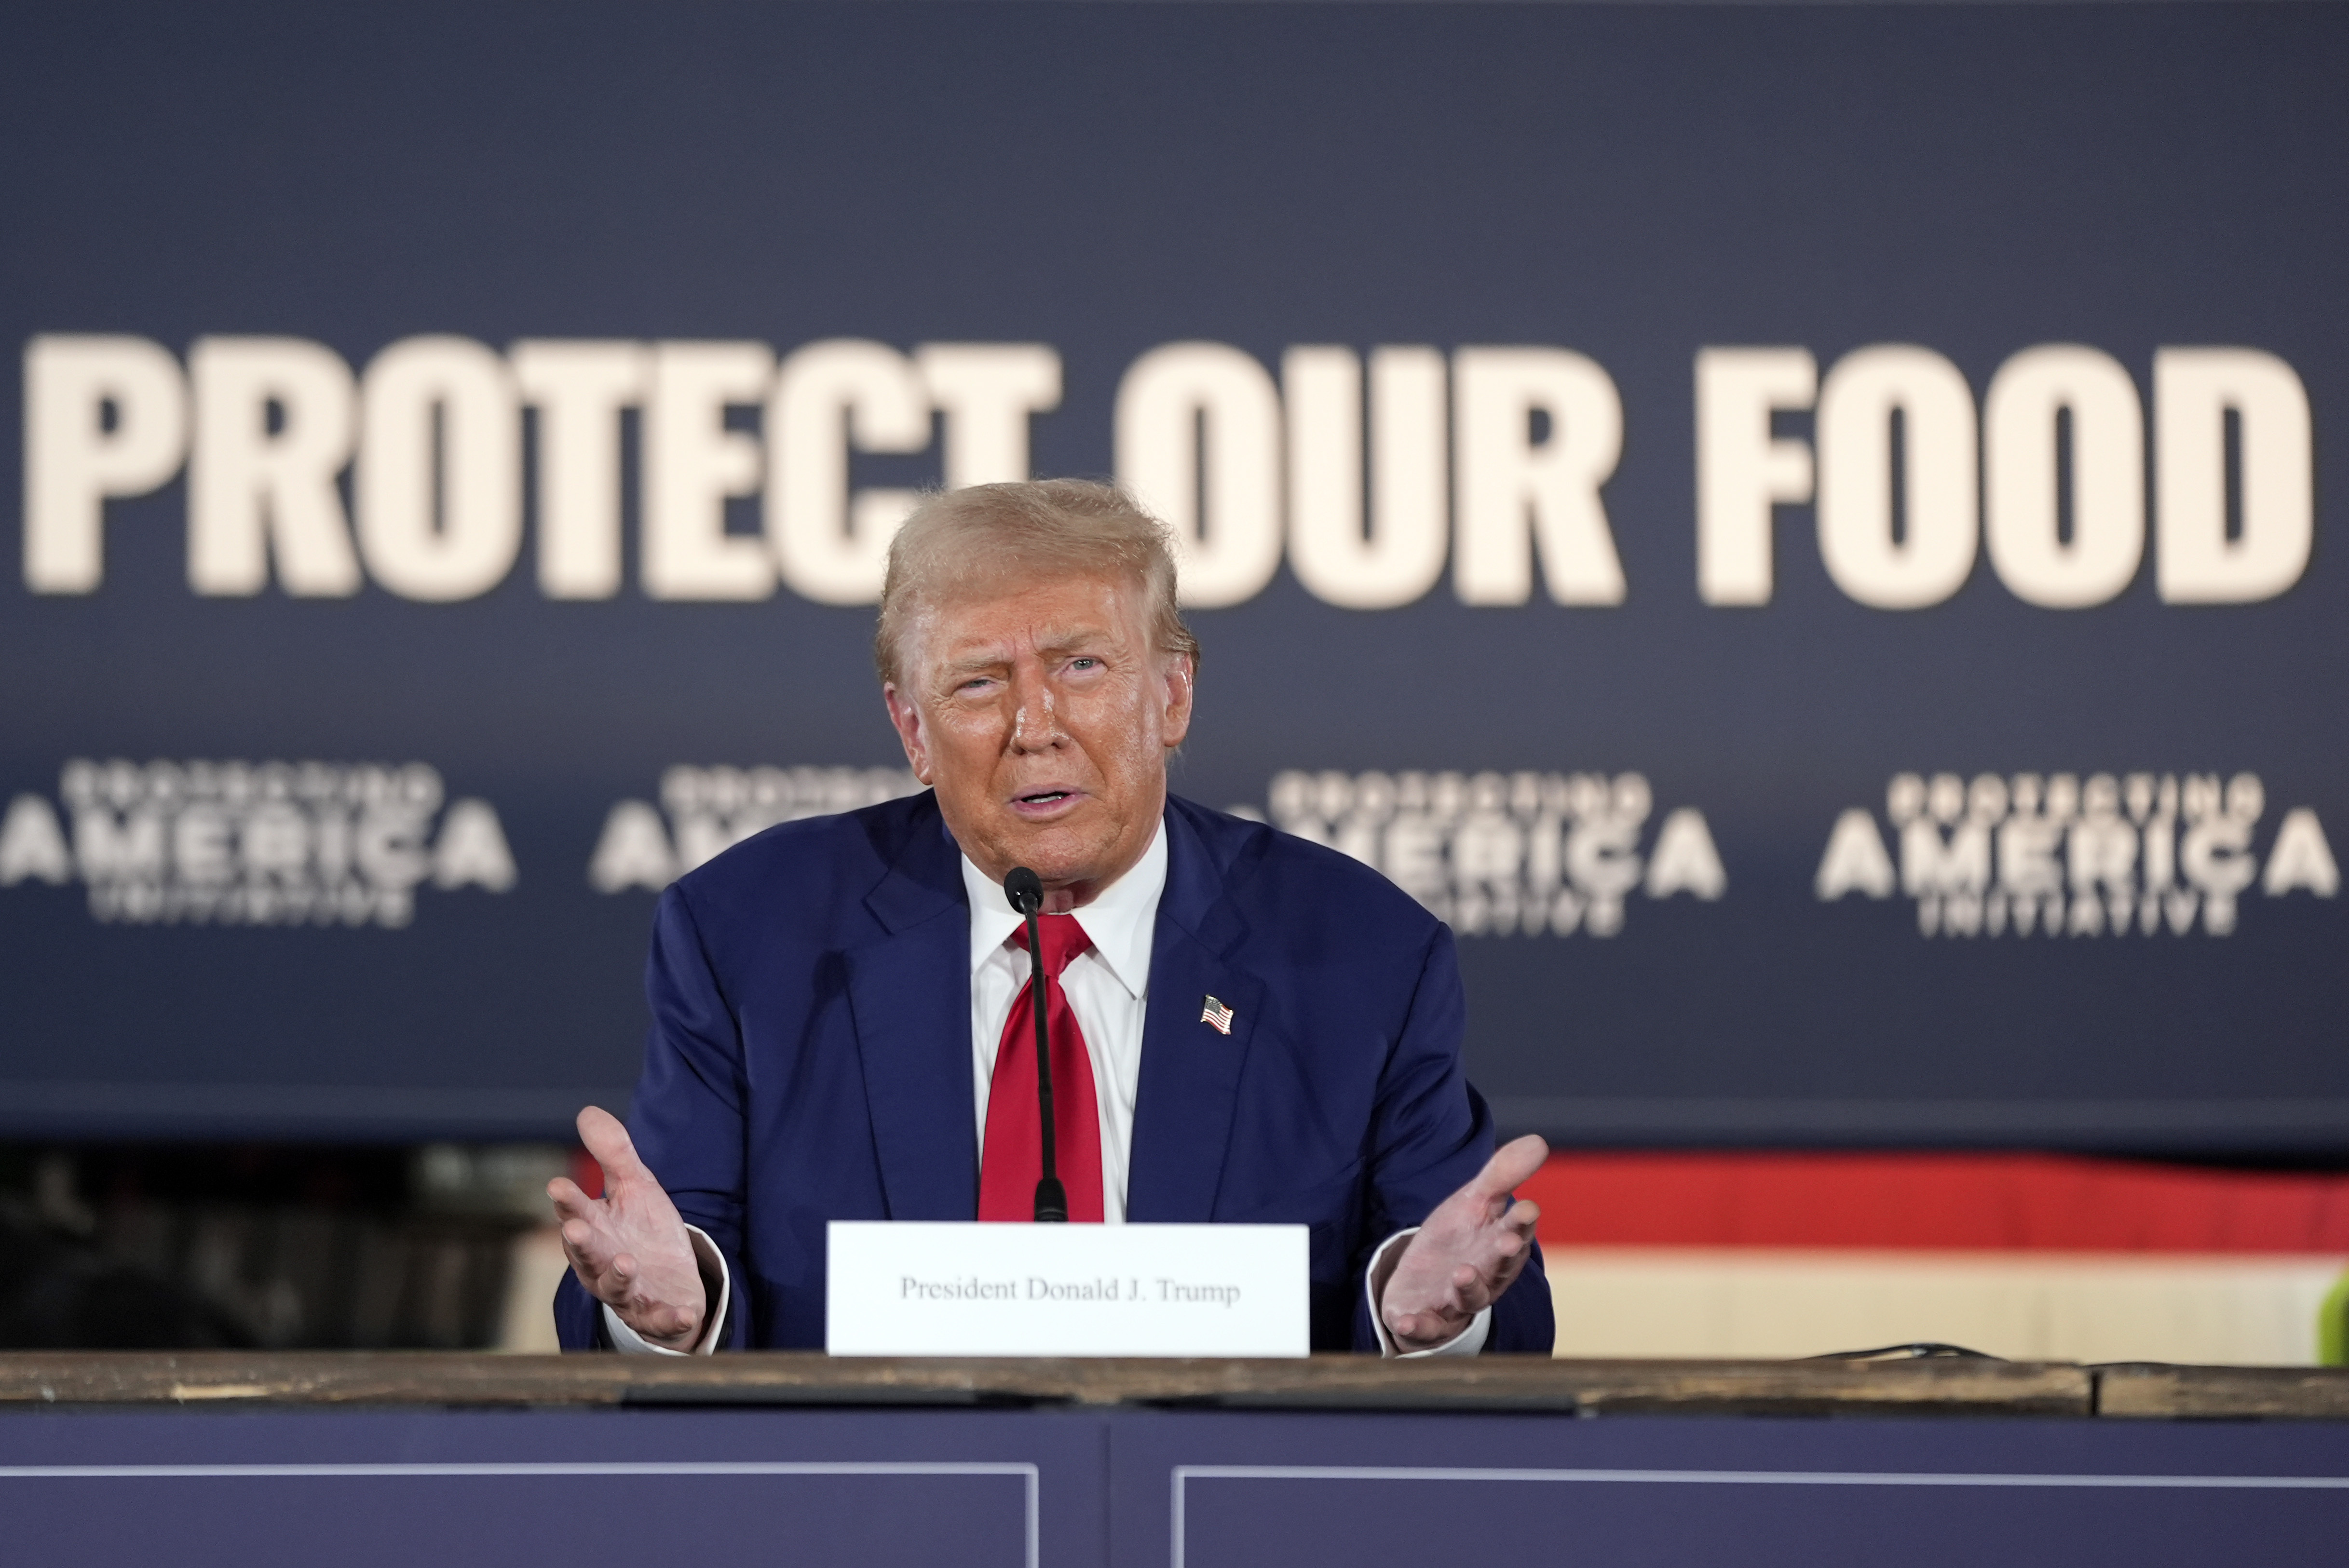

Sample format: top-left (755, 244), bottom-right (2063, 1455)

top-left (978, 915), bottom-right (1105, 1222)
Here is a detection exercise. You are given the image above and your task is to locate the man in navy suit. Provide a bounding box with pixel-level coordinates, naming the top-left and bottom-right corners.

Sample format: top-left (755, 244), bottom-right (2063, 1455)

top-left (550, 479), bottom-right (1553, 1355)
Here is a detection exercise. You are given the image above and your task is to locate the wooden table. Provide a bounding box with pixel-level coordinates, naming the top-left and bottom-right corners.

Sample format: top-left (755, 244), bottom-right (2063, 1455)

top-left (0, 1351), bottom-right (2344, 1418)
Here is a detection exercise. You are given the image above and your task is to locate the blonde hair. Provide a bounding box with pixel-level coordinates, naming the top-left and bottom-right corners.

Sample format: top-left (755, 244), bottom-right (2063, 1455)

top-left (874, 479), bottom-right (1200, 687)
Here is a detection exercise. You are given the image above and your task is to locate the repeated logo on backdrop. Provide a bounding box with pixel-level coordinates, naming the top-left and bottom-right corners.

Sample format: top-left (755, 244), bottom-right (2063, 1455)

top-left (587, 765), bottom-right (926, 893)
top-left (1815, 772), bottom-right (2338, 937)
top-left (0, 759), bottom-right (516, 927)
top-left (1261, 770), bottom-right (1724, 937)
top-left (7, 759), bottom-right (2334, 945)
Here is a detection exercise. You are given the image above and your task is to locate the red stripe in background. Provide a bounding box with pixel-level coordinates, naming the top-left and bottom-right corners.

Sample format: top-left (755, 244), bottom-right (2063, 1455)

top-left (1516, 1153), bottom-right (2349, 1254)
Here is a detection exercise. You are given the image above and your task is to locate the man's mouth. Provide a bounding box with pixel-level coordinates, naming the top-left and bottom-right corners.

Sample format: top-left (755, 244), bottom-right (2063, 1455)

top-left (1011, 789), bottom-right (1082, 813)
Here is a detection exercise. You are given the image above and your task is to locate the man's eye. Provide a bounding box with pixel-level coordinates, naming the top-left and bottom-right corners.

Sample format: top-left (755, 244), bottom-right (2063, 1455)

top-left (1069, 658), bottom-right (1099, 671)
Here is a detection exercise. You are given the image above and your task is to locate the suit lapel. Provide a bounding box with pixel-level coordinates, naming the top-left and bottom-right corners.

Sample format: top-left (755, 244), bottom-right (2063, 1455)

top-left (1126, 804), bottom-right (1262, 1223)
top-left (844, 802), bottom-right (978, 1221)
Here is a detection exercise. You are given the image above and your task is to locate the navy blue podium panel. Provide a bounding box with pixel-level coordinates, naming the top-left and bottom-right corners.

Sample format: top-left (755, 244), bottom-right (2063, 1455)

top-left (1109, 1411), bottom-right (2349, 1568)
top-left (4, 1405), bottom-right (2346, 1567)
top-left (0, 1407), bottom-right (1103, 1568)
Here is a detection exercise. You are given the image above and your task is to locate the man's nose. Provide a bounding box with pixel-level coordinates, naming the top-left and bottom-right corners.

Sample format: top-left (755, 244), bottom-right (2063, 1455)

top-left (1007, 667), bottom-right (1063, 751)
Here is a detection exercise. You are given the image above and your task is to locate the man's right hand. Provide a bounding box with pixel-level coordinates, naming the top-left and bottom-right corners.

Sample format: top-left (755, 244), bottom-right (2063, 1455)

top-left (546, 1106), bottom-right (707, 1351)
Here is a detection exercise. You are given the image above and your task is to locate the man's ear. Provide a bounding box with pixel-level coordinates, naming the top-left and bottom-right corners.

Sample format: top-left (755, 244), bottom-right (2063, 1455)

top-left (883, 683), bottom-right (933, 784)
top-left (1158, 654), bottom-right (1195, 749)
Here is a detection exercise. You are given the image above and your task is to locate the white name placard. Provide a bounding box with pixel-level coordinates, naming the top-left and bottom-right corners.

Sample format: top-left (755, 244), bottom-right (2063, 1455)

top-left (825, 1221), bottom-right (1310, 1357)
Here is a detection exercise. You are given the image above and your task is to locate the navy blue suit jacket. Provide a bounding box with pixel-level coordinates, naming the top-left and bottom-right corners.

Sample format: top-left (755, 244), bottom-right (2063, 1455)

top-left (555, 791), bottom-right (1553, 1354)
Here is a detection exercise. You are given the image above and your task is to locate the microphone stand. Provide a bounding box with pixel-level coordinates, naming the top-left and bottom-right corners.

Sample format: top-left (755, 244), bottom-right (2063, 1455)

top-left (1005, 868), bottom-right (1067, 1222)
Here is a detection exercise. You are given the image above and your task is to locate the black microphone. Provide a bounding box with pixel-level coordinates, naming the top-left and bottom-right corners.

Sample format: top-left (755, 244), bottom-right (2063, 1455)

top-left (1003, 867), bottom-right (1067, 1223)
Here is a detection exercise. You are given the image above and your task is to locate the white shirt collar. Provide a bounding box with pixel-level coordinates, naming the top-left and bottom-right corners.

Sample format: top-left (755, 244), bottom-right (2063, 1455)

top-left (960, 816), bottom-right (1168, 1000)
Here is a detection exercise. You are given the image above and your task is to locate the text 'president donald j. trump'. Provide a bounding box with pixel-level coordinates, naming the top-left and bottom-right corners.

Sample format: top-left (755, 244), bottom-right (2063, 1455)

top-left (549, 478), bottom-right (1554, 1355)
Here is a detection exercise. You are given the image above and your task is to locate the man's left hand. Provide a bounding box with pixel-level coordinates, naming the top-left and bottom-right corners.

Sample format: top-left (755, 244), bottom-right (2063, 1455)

top-left (1380, 1134), bottom-right (1549, 1352)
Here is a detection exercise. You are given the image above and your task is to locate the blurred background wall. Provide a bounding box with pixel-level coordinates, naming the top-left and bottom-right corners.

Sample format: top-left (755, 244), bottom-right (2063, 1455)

top-left (0, 0), bottom-right (2343, 1358)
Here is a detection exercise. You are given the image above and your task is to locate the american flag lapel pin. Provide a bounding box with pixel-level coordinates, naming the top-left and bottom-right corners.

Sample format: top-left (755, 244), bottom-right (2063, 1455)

top-left (1200, 995), bottom-right (1235, 1034)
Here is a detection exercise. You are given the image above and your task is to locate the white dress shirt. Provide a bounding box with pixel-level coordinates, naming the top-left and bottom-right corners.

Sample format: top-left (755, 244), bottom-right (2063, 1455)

top-left (609, 818), bottom-right (1489, 1357)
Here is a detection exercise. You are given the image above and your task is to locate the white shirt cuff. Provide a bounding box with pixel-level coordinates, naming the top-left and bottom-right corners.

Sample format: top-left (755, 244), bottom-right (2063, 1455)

top-left (603, 1225), bottom-right (732, 1356)
top-left (1364, 1226), bottom-right (1492, 1358)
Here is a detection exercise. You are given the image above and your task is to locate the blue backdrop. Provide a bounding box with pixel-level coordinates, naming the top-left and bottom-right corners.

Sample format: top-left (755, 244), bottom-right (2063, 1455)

top-left (0, 2), bottom-right (2341, 1146)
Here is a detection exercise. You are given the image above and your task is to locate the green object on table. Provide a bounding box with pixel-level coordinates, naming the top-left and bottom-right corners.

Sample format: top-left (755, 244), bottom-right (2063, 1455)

top-left (2320, 1268), bottom-right (2349, 1366)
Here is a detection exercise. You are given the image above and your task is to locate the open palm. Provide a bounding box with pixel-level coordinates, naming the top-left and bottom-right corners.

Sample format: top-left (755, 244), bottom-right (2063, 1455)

top-left (545, 1106), bottom-right (706, 1349)
top-left (1381, 1135), bottom-right (1548, 1351)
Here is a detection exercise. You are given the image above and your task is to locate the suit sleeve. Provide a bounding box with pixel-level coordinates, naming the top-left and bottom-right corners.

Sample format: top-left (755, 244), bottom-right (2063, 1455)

top-left (555, 883), bottom-right (752, 1352)
top-left (1345, 924), bottom-right (1554, 1355)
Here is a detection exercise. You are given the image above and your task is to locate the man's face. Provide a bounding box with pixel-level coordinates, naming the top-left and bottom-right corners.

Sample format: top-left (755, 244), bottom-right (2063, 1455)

top-left (883, 571), bottom-right (1194, 904)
